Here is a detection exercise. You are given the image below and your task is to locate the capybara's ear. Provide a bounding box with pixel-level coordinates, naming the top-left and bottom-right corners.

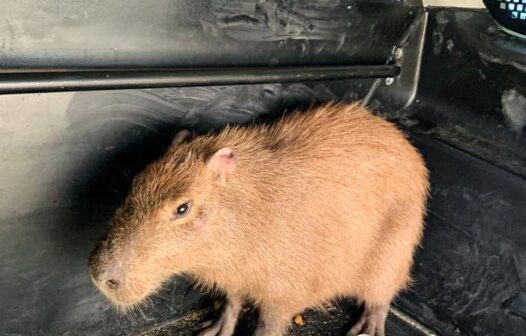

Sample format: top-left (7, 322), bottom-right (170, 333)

top-left (171, 129), bottom-right (192, 147)
top-left (206, 147), bottom-right (236, 182)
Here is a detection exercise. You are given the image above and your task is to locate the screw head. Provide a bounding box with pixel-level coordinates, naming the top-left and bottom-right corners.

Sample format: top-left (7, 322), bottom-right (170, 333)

top-left (394, 48), bottom-right (404, 60)
top-left (385, 77), bottom-right (394, 86)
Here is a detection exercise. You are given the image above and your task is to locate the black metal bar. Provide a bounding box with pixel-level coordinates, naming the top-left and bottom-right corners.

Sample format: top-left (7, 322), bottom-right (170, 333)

top-left (0, 65), bottom-right (400, 94)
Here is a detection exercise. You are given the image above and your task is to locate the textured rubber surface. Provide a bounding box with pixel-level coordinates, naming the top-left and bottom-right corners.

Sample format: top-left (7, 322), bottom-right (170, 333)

top-left (397, 134), bottom-right (526, 336)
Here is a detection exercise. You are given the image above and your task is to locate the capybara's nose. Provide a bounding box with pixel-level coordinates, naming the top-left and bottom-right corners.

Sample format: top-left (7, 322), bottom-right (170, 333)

top-left (90, 266), bottom-right (120, 290)
top-left (104, 278), bottom-right (119, 290)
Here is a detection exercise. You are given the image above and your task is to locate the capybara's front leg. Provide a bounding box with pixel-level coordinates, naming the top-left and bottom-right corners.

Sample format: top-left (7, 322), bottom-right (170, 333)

top-left (197, 293), bottom-right (243, 336)
top-left (347, 302), bottom-right (390, 336)
top-left (253, 304), bottom-right (294, 336)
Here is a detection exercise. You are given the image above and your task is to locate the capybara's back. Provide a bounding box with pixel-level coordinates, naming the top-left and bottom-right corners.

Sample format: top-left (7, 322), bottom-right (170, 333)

top-left (89, 103), bottom-right (429, 336)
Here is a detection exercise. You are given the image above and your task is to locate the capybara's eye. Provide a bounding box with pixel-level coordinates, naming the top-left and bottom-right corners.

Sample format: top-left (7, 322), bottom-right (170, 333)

top-left (171, 202), bottom-right (192, 220)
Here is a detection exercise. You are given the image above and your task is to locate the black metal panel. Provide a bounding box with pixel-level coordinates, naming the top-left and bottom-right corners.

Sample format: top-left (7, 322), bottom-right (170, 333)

top-left (0, 0), bottom-right (416, 69)
top-left (405, 8), bottom-right (526, 178)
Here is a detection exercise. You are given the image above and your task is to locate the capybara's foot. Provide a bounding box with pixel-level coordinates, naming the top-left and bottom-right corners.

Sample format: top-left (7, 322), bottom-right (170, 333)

top-left (347, 303), bottom-right (389, 336)
top-left (196, 297), bottom-right (242, 336)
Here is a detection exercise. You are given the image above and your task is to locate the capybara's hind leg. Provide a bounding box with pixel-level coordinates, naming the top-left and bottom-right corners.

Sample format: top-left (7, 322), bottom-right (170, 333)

top-left (347, 302), bottom-right (389, 336)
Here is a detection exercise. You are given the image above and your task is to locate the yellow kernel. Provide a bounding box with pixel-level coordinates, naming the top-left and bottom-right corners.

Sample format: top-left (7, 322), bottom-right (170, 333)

top-left (293, 314), bottom-right (304, 326)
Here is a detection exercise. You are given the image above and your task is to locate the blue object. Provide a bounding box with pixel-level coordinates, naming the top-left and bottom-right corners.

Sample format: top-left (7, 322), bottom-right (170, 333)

top-left (483, 0), bottom-right (526, 37)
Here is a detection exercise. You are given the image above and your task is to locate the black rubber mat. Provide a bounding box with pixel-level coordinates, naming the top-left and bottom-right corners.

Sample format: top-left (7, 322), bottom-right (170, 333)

top-left (139, 303), bottom-right (428, 336)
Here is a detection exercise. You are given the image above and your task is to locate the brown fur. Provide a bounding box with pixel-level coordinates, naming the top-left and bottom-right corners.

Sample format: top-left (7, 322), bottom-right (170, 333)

top-left (89, 102), bottom-right (429, 335)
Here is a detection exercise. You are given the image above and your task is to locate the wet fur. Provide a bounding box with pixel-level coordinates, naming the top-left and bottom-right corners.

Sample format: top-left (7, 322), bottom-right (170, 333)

top-left (90, 102), bottom-right (429, 334)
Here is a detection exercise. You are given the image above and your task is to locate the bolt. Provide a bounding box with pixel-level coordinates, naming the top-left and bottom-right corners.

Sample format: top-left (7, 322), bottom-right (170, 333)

top-left (394, 48), bottom-right (403, 60)
top-left (385, 77), bottom-right (394, 86)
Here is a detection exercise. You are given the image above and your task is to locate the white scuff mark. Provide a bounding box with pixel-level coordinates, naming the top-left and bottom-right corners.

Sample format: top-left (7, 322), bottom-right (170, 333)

top-left (501, 89), bottom-right (526, 133)
top-left (446, 39), bottom-right (454, 53)
top-left (432, 12), bottom-right (449, 56)
top-left (479, 52), bottom-right (526, 73)
top-left (423, 0), bottom-right (483, 8)
top-left (202, 0), bottom-right (346, 42)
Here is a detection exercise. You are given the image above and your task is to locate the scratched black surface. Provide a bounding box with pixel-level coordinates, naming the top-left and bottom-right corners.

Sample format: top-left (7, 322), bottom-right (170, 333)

top-left (405, 9), bottom-right (526, 178)
top-left (0, 0), bottom-right (414, 68)
top-left (397, 136), bottom-right (526, 336)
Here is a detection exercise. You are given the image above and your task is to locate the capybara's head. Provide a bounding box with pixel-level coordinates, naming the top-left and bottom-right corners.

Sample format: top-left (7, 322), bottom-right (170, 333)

top-left (88, 130), bottom-right (236, 307)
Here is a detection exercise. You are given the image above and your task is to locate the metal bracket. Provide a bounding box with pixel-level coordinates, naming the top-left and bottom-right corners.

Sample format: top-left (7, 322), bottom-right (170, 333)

top-left (364, 10), bottom-right (428, 117)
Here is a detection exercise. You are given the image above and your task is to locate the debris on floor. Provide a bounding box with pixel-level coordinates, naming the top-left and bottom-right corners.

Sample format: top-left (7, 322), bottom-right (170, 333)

top-left (141, 301), bottom-right (426, 336)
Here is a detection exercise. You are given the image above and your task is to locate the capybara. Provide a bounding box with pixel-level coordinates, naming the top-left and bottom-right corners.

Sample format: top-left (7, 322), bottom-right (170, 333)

top-left (89, 102), bottom-right (429, 336)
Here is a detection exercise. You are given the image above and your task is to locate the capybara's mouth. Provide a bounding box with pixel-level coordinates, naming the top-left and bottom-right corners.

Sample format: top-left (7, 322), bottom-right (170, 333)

top-left (89, 268), bottom-right (162, 308)
top-left (89, 250), bottom-right (165, 308)
top-left (94, 279), bottom-right (158, 308)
